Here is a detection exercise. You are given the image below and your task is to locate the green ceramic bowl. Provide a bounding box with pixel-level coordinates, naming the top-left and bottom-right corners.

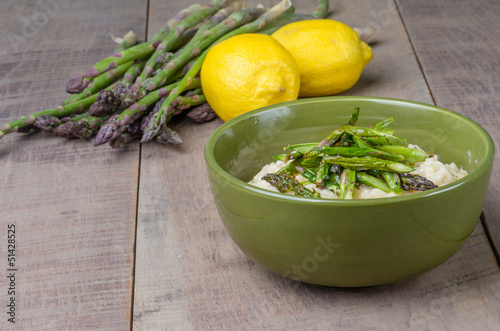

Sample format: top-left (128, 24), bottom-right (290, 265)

top-left (204, 96), bottom-right (494, 287)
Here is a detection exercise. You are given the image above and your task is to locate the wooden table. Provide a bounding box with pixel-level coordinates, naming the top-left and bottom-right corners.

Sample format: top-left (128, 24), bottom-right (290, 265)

top-left (1, 0), bottom-right (499, 329)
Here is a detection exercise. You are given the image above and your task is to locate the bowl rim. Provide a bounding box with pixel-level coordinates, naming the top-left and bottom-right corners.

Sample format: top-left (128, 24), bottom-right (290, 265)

top-left (204, 96), bottom-right (495, 206)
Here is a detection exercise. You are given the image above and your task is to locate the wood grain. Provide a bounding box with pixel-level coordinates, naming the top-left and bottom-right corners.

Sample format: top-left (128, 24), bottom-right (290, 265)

top-left (133, 0), bottom-right (500, 329)
top-left (0, 0), bottom-right (147, 329)
top-left (398, 0), bottom-right (500, 258)
top-left (0, 0), bottom-right (498, 329)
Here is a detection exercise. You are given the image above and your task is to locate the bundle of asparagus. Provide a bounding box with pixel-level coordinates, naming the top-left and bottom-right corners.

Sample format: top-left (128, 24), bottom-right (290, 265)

top-left (263, 108), bottom-right (437, 199)
top-left (0, 0), bottom-right (330, 148)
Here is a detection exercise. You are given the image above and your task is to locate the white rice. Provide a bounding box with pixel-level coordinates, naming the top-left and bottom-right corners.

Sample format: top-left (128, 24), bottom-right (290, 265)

top-left (248, 147), bottom-right (468, 199)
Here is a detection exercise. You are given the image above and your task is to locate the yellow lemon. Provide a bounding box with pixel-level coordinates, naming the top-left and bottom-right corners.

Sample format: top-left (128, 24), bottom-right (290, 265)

top-left (271, 19), bottom-right (373, 97)
top-left (201, 33), bottom-right (300, 122)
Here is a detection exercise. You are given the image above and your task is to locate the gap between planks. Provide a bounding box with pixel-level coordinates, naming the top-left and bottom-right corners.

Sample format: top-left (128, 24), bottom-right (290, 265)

top-left (129, 0), bottom-right (150, 329)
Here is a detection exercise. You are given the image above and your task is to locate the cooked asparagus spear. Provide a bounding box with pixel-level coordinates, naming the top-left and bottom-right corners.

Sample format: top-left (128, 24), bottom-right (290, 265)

top-left (286, 142), bottom-right (318, 154)
top-left (381, 171), bottom-right (403, 194)
top-left (316, 158), bottom-right (330, 186)
top-left (296, 166), bottom-right (317, 183)
top-left (339, 168), bottom-right (356, 199)
top-left (373, 117), bottom-right (393, 131)
top-left (342, 125), bottom-right (408, 146)
top-left (324, 155), bottom-right (415, 173)
top-left (262, 173), bottom-right (318, 198)
top-left (316, 146), bottom-right (405, 161)
top-left (335, 107), bottom-right (359, 147)
top-left (375, 145), bottom-right (431, 163)
top-left (357, 172), bottom-right (391, 193)
top-left (400, 173), bottom-right (437, 191)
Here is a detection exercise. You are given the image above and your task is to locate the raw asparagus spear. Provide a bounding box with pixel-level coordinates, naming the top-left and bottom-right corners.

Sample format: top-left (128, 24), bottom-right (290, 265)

top-left (107, 26), bottom-right (181, 98)
top-left (139, 93), bottom-right (207, 146)
top-left (71, 115), bottom-right (111, 139)
top-left (259, 13), bottom-right (317, 35)
top-left (65, 40), bottom-right (164, 93)
top-left (313, 0), bottom-right (330, 18)
top-left (187, 103), bottom-right (217, 123)
top-left (64, 61), bottom-right (133, 104)
top-left (0, 91), bottom-right (104, 139)
top-left (137, 0), bottom-right (234, 83)
top-left (94, 77), bottom-right (201, 145)
top-left (139, 0), bottom-right (242, 83)
top-left (107, 6), bottom-right (264, 120)
top-left (109, 131), bottom-right (141, 149)
top-left (34, 115), bottom-right (63, 132)
top-left (140, 6), bottom-right (267, 93)
top-left (156, 126), bottom-right (183, 145)
top-left (111, 5), bottom-right (204, 90)
top-left (66, 4), bottom-right (207, 91)
top-left (34, 112), bottom-right (86, 133)
top-left (89, 55), bottom-right (190, 117)
top-left (141, 0), bottom-right (292, 141)
top-left (150, 4), bottom-right (205, 44)
top-left (65, 31), bottom-right (137, 94)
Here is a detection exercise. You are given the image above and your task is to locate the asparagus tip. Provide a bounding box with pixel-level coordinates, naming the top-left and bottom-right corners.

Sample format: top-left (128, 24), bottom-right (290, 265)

top-left (66, 75), bottom-right (89, 94)
top-left (139, 129), bottom-right (155, 143)
top-left (187, 103), bottom-right (217, 123)
top-left (157, 126), bottom-right (183, 145)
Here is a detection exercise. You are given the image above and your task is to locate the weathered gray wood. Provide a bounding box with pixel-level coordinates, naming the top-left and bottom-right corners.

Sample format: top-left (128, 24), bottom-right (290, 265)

top-left (0, 0), bottom-right (146, 329)
top-left (398, 0), bottom-right (500, 259)
top-left (133, 0), bottom-right (500, 329)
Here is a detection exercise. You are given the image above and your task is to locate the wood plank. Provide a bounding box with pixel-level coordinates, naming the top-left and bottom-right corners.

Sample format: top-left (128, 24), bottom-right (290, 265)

top-left (397, 0), bottom-right (500, 258)
top-left (0, 0), bottom-right (147, 329)
top-left (134, 0), bottom-right (500, 329)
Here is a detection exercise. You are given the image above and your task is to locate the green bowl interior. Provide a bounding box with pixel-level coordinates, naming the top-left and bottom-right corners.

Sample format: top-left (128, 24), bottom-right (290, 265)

top-left (207, 96), bottom-right (494, 203)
